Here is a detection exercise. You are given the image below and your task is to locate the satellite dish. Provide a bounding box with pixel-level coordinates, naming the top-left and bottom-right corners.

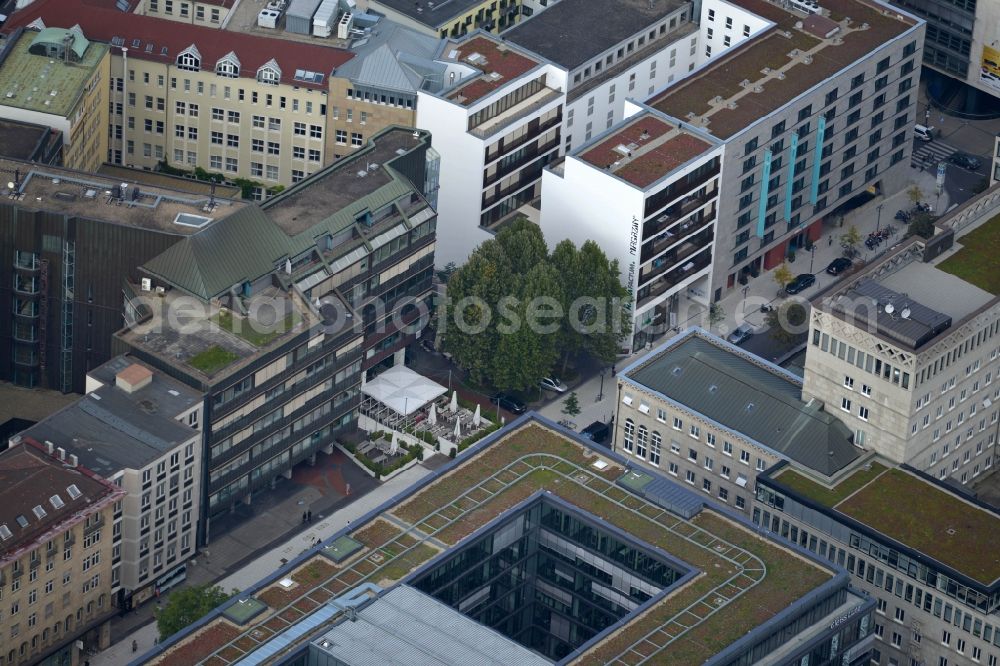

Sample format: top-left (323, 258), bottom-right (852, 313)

top-left (901, 308), bottom-right (911, 319)
top-left (884, 303), bottom-right (895, 314)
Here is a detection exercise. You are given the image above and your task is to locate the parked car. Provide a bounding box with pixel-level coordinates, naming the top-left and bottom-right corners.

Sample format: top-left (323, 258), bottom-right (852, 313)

top-left (947, 153), bottom-right (982, 171)
top-left (540, 376), bottom-right (568, 393)
top-left (784, 273), bottom-right (816, 294)
top-left (825, 257), bottom-right (853, 276)
top-left (727, 323), bottom-right (754, 345)
top-left (580, 421), bottom-right (611, 445)
top-left (493, 393), bottom-right (526, 414)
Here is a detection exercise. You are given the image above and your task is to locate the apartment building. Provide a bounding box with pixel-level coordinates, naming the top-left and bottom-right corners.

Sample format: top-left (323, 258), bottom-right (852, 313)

top-left (803, 237), bottom-right (1000, 486)
top-left (541, 111), bottom-right (723, 351)
top-left (116, 127), bottom-right (438, 543)
top-left (0, 118), bottom-right (62, 163)
top-left (0, 155), bottom-right (246, 393)
top-left (135, 0), bottom-right (235, 27)
top-left (2, 0), bottom-right (354, 191)
top-left (0, 27), bottom-right (109, 172)
top-left (416, 32), bottom-right (565, 265)
top-left (648, 0), bottom-right (924, 301)
top-left (755, 461), bottom-right (1000, 666)
top-left (614, 328), bottom-right (862, 517)
top-left (365, 0), bottom-right (525, 38)
top-left (20, 356), bottom-right (203, 611)
top-left (501, 0), bottom-right (700, 153)
top-left (0, 438), bottom-right (124, 666)
top-left (327, 22), bottom-right (441, 162)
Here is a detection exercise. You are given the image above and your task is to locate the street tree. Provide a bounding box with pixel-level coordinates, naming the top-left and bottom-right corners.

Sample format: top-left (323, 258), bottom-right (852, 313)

top-left (708, 303), bottom-right (725, 328)
top-left (773, 262), bottom-right (795, 292)
top-left (765, 301), bottom-right (809, 345)
top-left (562, 392), bottom-right (581, 418)
top-left (907, 185), bottom-right (924, 206)
top-left (907, 213), bottom-right (936, 239)
top-left (155, 584), bottom-right (235, 641)
top-left (840, 225), bottom-right (862, 257)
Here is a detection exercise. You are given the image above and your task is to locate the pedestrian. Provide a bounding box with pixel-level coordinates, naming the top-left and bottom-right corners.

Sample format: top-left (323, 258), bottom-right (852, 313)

top-left (302, 511), bottom-right (307, 524)
top-left (828, 235), bottom-right (833, 246)
top-left (132, 639), bottom-right (138, 653)
top-left (307, 510), bottom-right (313, 522)
top-left (611, 365), bottom-right (616, 376)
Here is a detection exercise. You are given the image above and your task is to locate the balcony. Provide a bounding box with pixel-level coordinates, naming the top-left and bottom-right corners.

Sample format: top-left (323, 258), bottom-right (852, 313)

top-left (484, 135), bottom-right (560, 188)
top-left (482, 157), bottom-right (550, 209)
top-left (636, 247), bottom-right (712, 309)
top-left (639, 228), bottom-right (714, 287)
top-left (471, 87), bottom-right (563, 140)
top-left (484, 111), bottom-right (562, 163)
top-left (640, 209), bottom-right (715, 264)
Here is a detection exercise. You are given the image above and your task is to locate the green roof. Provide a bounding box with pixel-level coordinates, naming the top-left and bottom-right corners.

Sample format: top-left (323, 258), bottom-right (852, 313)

top-left (623, 333), bottom-right (861, 476)
top-left (0, 28), bottom-right (106, 116)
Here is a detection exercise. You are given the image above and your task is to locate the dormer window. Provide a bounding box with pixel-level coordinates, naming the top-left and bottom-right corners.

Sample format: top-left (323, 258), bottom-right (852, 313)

top-left (256, 59), bottom-right (281, 86)
top-left (177, 44), bottom-right (201, 71)
top-left (216, 52), bottom-right (240, 78)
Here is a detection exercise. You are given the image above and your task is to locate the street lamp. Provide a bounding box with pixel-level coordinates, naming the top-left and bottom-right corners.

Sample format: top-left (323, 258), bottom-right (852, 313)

top-left (876, 203), bottom-right (883, 232)
top-left (924, 104), bottom-right (930, 127)
top-left (741, 284), bottom-right (750, 313)
top-left (809, 244), bottom-right (816, 273)
top-left (597, 369), bottom-right (605, 402)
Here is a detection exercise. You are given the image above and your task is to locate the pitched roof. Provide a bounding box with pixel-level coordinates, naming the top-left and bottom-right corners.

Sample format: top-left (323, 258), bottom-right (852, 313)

top-left (0, 441), bottom-right (121, 562)
top-left (2, 0), bottom-right (353, 89)
top-left (623, 331), bottom-right (861, 476)
top-left (336, 22), bottom-right (440, 93)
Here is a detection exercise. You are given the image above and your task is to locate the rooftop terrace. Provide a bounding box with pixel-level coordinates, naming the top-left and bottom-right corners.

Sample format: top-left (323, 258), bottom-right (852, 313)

top-left (649, 0), bottom-right (916, 139)
top-left (578, 112), bottom-right (716, 188)
top-left (441, 34), bottom-right (542, 107)
top-left (0, 28), bottom-right (107, 116)
top-left (146, 419), bottom-right (834, 665)
top-left (0, 158), bottom-right (245, 233)
top-left (773, 465), bottom-right (1000, 586)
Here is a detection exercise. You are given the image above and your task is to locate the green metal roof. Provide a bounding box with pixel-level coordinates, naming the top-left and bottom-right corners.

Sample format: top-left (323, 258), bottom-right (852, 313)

top-left (31, 27), bottom-right (90, 60)
top-left (623, 333), bottom-right (860, 477)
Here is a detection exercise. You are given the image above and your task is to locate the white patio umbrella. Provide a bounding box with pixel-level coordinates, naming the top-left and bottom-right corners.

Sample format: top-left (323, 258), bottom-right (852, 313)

top-left (449, 390), bottom-right (458, 413)
top-left (453, 417), bottom-right (462, 439)
top-left (473, 403), bottom-right (481, 427)
top-left (389, 431), bottom-right (399, 455)
top-left (428, 402), bottom-right (437, 426)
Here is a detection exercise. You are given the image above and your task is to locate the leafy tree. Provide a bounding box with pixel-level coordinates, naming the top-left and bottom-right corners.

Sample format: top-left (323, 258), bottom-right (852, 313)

top-left (708, 303), bottom-right (725, 328)
top-left (567, 241), bottom-right (631, 365)
top-left (773, 262), bottom-right (794, 291)
top-left (765, 301), bottom-right (809, 345)
top-left (155, 584), bottom-right (235, 641)
top-left (907, 185), bottom-right (924, 206)
top-left (840, 225), bottom-right (862, 257)
top-left (562, 392), bottom-right (581, 418)
top-left (495, 217), bottom-right (548, 276)
top-left (906, 213), bottom-right (936, 239)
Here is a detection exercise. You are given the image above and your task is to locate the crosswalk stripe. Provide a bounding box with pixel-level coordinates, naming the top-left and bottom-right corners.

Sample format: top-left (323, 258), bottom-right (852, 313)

top-left (910, 141), bottom-right (956, 167)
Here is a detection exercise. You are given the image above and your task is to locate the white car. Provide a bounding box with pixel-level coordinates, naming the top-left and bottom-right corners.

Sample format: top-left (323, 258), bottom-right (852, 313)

top-left (540, 376), bottom-right (568, 393)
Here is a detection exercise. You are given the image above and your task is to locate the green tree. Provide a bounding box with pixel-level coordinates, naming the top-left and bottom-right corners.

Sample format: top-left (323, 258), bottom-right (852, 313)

top-left (765, 301), bottom-right (809, 345)
top-left (495, 217), bottom-right (548, 276)
top-left (906, 212), bottom-right (936, 239)
top-left (773, 262), bottom-right (794, 291)
top-left (155, 584), bottom-right (235, 641)
top-left (907, 185), bottom-right (924, 206)
top-left (840, 225), bottom-right (862, 257)
top-left (562, 392), bottom-right (581, 418)
top-left (708, 303), bottom-right (725, 328)
top-left (565, 241), bottom-right (631, 366)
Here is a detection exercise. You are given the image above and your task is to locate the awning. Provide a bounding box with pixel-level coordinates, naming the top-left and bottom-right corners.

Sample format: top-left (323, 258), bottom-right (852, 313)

top-left (361, 365), bottom-right (447, 416)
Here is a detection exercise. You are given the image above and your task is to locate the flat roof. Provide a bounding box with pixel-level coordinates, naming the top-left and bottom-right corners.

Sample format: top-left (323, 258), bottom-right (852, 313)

top-left (0, 28), bottom-right (107, 116)
top-left (0, 118), bottom-right (50, 160)
top-left (1, 157), bottom-right (246, 234)
top-left (440, 34), bottom-right (541, 106)
top-left (578, 112), bottom-right (715, 188)
top-left (622, 330), bottom-right (860, 476)
top-left (775, 465), bottom-right (1000, 586)
top-left (501, 0), bottom-right (688, 70)
top-left (821, 242), bottom-right (996, 351)
top-left (0, 441), bottom-right (121, 561)
top-left (145, 418), bottom-right (834, 665)
top-left (20, 357), bottom-right (201, 476)
top-left (649, 0), bottom-right (916, 139)
top-left (369, 0), bottom-right (493, 29)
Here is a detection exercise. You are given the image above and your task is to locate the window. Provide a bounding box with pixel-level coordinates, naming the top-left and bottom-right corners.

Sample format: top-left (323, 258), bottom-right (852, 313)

top-left (841, 397), bottom-right (852, 412)
top-left (689, 424), bottom-right (700, 439)
top-left (623, 419), bottom-right (635, 452)
top-left (861, 384), bottom-right (871, 396)
top-left (351, 132), bottom-right (363, 147)
top-left (844, 376), bottom-right (854, 389)
top-left (739, 450), bottom-right (750, 464)
top-left (859, 406), bottom-right (869, 421)
top-left (685, 470), bottom-right (695, 485)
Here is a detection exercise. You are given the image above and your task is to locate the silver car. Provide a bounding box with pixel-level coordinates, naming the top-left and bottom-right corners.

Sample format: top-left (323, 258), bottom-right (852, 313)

top-left (727, 323), bottom-right (754, 345)
top-left (540, 377), bottom-right (568, 393)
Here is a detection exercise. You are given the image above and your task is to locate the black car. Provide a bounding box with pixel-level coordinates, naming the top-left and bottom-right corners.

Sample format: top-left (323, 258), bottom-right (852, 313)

top-left (947, 153), bottom-right (982, 171)
top-left (825, 257), bottom-right (853, 276)
top-left (580, 421), bottom-right (611, 445)
top-left (785, 273), bottom-right (816, 294)
top-left (493, 393), bottom-right (526, 414)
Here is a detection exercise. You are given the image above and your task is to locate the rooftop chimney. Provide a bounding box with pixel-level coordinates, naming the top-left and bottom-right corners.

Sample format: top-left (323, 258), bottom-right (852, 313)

top-left (69, 454), bottom-right (78, 468)
top-left (116, 364), bottom-right (153, 393)
top-left (56, 447), bottom-right (66, 461)
top-left (45, 440), bottom-right (54, 455)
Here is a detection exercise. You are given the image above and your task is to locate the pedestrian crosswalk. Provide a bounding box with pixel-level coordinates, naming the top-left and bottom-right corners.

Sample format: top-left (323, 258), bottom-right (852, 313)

top-left (910, 140), bottom-right (957, 169)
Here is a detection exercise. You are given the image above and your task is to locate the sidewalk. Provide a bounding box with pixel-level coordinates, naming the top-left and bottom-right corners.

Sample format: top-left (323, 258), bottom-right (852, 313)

top-left (88, 463), bottom-right (433, 666)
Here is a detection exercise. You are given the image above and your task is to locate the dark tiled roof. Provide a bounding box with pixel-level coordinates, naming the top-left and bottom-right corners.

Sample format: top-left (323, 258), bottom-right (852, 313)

top-left (2, 0), bottom-right (352, 89)
top-left (0, 441), bottom-right (120, 561)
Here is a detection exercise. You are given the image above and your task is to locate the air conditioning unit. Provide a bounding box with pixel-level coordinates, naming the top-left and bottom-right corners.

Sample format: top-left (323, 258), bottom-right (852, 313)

top-left (141, 277), bottom-right (152, 291)
top-left (155, 286), bottom-right (166, 295)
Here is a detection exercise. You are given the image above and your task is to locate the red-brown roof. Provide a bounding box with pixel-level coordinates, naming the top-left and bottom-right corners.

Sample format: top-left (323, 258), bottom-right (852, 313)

top-left (581, 115), bottom-right (673, 170)
top-left (2, 0), bottom-right (353, 89)
top-left (447, 35), bottom-right (540, 106)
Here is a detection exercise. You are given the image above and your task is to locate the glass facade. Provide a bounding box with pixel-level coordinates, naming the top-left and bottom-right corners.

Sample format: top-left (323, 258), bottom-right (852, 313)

top-left (412, 496), bottom-right (688, 661)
